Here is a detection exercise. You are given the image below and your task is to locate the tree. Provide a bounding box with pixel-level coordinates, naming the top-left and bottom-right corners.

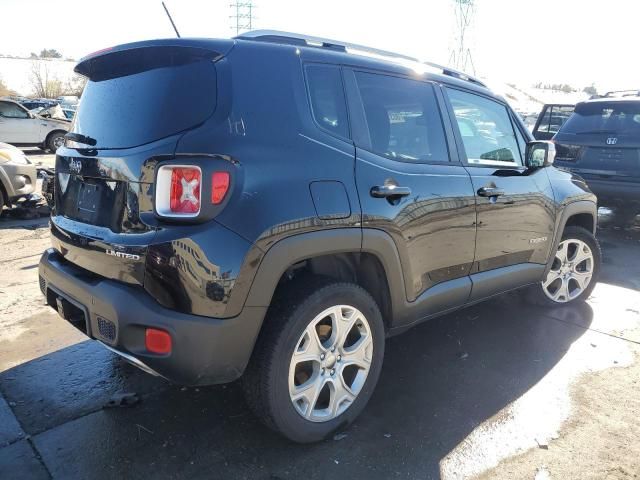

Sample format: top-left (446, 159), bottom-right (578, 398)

top-left (63, 74), bottom-right (87, 97)
top-left (0, 77), bottom-right (16, 97)
top-left (583, 84), bottom-right (598, 97)
top-left (29, 61), bottom-right (64, 98)
top-left (39, 48), bottom-right (62, 59)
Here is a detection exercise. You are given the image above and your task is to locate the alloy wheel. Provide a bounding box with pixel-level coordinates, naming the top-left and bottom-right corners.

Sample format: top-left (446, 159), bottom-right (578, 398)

top-left (542, 238), bottom-right (594, 303)
top-left (288, 305), bottom-right (373, 422)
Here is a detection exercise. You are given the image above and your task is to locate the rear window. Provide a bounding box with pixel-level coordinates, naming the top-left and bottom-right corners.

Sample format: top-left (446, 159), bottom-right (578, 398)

top-left (560, 101), bottom-right (640, 135)
top-left (73, 58), bottom-right (217, 149)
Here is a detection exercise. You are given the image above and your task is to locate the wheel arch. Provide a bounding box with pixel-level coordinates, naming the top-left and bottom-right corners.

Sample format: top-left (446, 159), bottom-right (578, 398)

top-left (544, 200), bottom-right (597, 277)
top-left (243, 228), bottom-right (407, 331)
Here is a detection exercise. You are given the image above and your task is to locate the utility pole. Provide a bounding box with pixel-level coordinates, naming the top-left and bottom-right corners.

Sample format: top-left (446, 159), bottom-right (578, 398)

top-left (230, 1), bottom-right (254, 36)
top-left (449, 0), bottom-right (476, 75)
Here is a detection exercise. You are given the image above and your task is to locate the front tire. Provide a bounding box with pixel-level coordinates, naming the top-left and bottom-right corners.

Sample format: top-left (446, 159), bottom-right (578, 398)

top-left (243, 281), bottom-right (385, 443)
top-left (46, 131), bottom-right (66, 153)
top-left (528, 226), bottom-right (601, 307)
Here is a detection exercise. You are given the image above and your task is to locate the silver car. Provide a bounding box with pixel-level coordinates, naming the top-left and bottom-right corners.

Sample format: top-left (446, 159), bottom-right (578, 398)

top-left (0, 142), bottom-right (37, 209)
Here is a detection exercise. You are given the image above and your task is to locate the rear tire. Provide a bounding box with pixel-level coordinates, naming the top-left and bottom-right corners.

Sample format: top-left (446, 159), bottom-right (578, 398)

top-left (46, 131), bottom-right (65, 153)
top-left (527, 226), bottom-right (601, 307)
top-left (242, 280), bottom-right (385, 443)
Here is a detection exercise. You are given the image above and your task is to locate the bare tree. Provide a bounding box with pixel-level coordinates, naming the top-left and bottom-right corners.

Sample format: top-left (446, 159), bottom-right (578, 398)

top-left (63, 74), bottom-right (87, 97)
top-left (0, 77), bottom-right (16, 97)
top-left (29, 60), bottom-right (64, 98)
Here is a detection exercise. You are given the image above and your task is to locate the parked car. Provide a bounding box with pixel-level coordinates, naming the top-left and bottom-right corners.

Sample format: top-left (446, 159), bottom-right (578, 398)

top-left (20, 99), bottom-right (58, 111)
top-left (553, 91), bottom-right (640, 226)
top-left (39, 32), bottom-right (601, 443)
top-left (31, 104), bottom-right (72, 122)
top-left (0, 142), bottom-right (37, 209)
top-left (532, 103), bottom-right (575, 140)
top-left (0, 99), bottom-right (69, 152)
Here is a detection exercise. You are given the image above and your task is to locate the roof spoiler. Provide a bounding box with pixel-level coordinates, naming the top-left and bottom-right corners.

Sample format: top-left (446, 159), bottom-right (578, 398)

top-left (75, 38), bottom-right (234, 78)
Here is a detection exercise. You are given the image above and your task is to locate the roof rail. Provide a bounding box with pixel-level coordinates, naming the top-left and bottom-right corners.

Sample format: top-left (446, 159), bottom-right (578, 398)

top-left (602, 89), bottom-right (640, 98)
top-left (236, 30), bottom-right (487, 88)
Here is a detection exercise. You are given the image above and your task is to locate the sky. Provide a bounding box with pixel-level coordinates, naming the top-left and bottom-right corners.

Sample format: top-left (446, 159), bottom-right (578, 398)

top-left (0, 0), bottom-right (638, 91)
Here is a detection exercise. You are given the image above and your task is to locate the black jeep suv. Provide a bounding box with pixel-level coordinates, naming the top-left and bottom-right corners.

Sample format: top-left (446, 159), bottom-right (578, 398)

top-left (553, 92), bottom-right (640, 226)
top-left (38, 31), bottom-right (601, 443)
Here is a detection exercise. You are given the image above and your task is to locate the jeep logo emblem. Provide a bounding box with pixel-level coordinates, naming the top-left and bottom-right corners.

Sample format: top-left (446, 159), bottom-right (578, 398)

top-left (105, 249), bottom-right (140, 261)
top-left (69, 159), bottom-right (82, 173)
top-left (606, 137), bottom-right (618, 145)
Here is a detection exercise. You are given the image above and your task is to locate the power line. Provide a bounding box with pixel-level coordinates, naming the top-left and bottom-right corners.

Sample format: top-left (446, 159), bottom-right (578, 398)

top-left (230, 1), bottom-right (255, 36)
top-left (449, 0), bottom-right (476, 75)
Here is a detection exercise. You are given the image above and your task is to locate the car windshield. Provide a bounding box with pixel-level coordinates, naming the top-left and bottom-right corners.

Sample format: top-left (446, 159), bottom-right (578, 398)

top-left (560, 101), bottom-right (640, 135)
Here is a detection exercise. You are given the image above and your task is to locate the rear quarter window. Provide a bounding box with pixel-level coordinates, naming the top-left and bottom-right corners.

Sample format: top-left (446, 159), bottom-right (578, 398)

top-left (305, 65), bottom-right (350, 139)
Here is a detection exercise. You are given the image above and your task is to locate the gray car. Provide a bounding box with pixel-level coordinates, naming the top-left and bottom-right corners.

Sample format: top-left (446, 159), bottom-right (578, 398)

top-left (0, 142), bottom-right (37, 209)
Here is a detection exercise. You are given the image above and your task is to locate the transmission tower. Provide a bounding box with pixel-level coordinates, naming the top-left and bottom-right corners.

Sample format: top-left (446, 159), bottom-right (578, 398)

top-left (449, 0), bottom-right (476, 75)
top-left (230, 1), bottom-right (254, 36)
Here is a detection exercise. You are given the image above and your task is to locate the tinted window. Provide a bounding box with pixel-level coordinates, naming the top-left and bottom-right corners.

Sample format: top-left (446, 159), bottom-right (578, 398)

top-left (73, 59), bottom-right (217, 149)
top-left (306, 65), bottom-right (349, 138)
top-left (548, 106), bottom-right (574, 134)
top-left (447, 88), bottom-right (522, 166)
top-left (560, 101), bottom-right (640, 135)
top-left (536, 107), bottom-right (552, 134)
top-left (355, 72), bottom-right (449, 163)
top-left (0, 101), bottom-right (29, 119)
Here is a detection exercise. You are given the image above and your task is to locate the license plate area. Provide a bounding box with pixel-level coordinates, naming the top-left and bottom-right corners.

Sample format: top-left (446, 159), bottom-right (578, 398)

top-left (76, 182), bottom-right (102, 221)
top-left (46, 286), bottom-right (90, 336)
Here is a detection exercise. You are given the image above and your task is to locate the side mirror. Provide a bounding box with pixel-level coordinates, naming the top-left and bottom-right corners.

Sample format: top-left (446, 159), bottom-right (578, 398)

top-left (28, 112), bottom-right (35, 119)
top-left (525, 140), bottom-right (556, 168)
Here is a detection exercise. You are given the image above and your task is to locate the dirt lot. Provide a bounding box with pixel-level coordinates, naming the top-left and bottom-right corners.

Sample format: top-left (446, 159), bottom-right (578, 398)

top-left (1, 171), bottom-right (639, 479)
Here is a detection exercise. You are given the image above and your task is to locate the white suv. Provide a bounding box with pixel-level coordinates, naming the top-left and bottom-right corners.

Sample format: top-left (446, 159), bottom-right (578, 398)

top-left (0, 99), bottom-right (69, 152)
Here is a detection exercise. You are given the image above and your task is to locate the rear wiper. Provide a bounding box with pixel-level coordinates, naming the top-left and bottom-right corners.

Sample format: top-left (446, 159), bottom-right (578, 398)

top-left (64, 132), bottom-right (97, 146)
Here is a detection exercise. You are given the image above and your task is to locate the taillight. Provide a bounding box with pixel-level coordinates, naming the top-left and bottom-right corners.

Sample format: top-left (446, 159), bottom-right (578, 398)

top-left (212, 172), bottom-right (230, 204)
top-left (156, 165), bottom-right (202, 218)
top-left (553, 142), bottom-right (582, 162)
top-left (145, 328), bottom-right (172, 354)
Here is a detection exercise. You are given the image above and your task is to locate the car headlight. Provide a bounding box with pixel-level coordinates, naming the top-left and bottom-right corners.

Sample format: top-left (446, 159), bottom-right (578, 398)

top-left (0, 149), bottom-right (30, 165)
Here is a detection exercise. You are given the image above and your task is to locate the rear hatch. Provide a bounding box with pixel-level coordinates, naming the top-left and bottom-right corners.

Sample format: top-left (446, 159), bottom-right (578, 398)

top-left (52, 40), bottom-right (232, 285)
top-left (553, 100), bottom-right (640, 183)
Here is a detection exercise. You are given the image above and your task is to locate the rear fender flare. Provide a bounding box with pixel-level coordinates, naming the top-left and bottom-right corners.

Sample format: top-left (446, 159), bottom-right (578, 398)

top-left (243, 228), bottom-right (408, 324)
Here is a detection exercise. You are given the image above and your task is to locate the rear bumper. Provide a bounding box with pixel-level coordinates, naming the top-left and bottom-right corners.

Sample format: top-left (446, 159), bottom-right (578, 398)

top-left (584, 178), bottom-right (640, 204)
top-left (38, 248), bottom-right (267, 385)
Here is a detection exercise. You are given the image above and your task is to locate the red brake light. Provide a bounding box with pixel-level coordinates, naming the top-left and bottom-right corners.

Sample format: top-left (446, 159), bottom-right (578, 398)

top-left (145, 328), bottom-right (172, 354)
top-left (169, 167), bottom-right (201, 214)
top-left (212, 172), bottom-right (230, 204)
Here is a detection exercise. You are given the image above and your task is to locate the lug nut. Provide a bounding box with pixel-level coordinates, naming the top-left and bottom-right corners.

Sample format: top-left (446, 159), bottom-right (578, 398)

top-left (321, 368), bottom-right (325, 375)
top-left (337, 355), bottom-right (342, 361)
top-left (331, 347), bottom-right (335, 352)
top-left (330, 369), bottom-right (335, 376)
top-left (320, 353), bottom-right (325, 360)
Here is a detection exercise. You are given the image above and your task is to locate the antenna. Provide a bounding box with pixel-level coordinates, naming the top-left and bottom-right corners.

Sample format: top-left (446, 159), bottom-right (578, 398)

top-left (162, 1), bottom-right (181, 38)
top-left (449, 0), bottom-right (476, 75)
top-left (230, 1), bottom-right (255, 36)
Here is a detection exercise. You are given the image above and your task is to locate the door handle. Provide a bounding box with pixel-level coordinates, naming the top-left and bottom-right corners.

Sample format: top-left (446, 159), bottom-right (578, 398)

top-left (477, 187), bottom-right (505, 198)
top-left (370, 185), bottom-right (412, 198)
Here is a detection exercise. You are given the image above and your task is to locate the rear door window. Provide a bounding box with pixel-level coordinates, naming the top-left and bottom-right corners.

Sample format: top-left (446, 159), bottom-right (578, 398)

top-left (73, 56), bottom-right (217, 149)
top-left (305, 65), bottom-right (350, 139)
top-left (446, 88), bottom-right (522, 167)
top-left (354, 71), bottom-right (449, 163)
